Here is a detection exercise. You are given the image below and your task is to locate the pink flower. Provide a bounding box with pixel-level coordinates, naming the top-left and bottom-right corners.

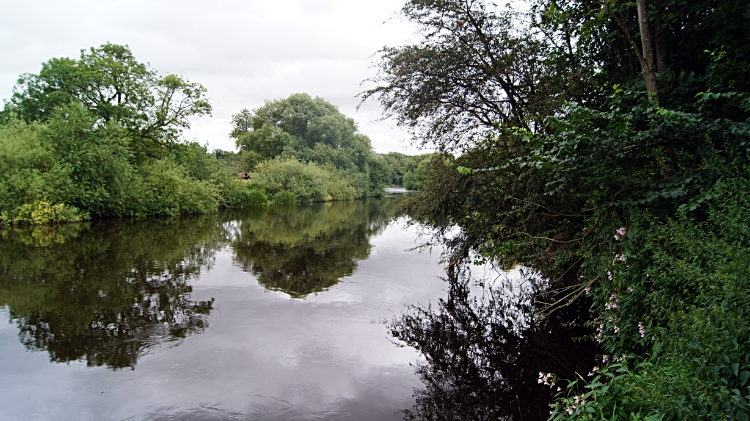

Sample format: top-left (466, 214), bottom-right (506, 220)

top-left (614, 227), bottom-right (627, 240)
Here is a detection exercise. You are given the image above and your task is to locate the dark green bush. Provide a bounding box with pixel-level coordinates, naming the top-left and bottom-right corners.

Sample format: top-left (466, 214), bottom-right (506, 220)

top-left (124, 160), bottom-right (218, 217)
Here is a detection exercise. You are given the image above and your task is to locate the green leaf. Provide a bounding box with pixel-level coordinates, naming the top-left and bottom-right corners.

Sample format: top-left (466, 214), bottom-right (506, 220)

top-left (740, 370), bottom-right (749, 386)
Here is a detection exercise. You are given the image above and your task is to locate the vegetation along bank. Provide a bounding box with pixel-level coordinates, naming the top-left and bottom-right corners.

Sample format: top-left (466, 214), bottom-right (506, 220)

top-left (0, 44), bottom-right (430, 224)
top-left (362, 0), bottom-right (750, 419)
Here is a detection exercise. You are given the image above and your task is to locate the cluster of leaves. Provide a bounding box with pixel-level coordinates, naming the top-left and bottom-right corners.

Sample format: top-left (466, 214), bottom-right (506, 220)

top-left (4, 43), bottom-right (211, 158)
top-left (248, 157), bottom-right (358, 204)
top-left (554, 177), bottom-right (750, 420)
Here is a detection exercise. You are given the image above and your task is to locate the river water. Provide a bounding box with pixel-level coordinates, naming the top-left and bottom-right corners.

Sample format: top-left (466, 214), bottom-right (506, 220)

top-left (0, 194), bottom-right (452, 421)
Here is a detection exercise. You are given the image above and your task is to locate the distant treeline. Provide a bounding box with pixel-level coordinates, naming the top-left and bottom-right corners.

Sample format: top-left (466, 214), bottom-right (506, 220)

top-left (0, 44), bottom-right (427, 224)
top-left (228, 93), bottom-right (437, 202)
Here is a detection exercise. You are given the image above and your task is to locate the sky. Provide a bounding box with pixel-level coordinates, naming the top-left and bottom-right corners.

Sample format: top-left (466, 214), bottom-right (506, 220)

top-left (0, 0), bottom-right (425, 154)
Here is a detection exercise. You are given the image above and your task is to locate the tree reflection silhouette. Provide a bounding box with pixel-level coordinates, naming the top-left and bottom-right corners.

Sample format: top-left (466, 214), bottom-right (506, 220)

top-left (231, 199), bottom-right (393, 298)
top-left (0, 197), bottom-right (405, 369)
top-left (0, 216), bottom-right (224, 370)
top-left (390, 268), bottom-right (595, 421)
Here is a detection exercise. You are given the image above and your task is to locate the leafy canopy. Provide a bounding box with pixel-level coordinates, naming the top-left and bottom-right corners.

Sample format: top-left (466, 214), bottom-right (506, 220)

top-left (5, 43), bottom-right (211, 155)
top-left (231, 93), bottom-right (388, 197)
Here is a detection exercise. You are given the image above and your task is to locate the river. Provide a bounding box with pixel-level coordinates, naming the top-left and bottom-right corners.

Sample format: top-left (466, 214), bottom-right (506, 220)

top-left (0, 193), bottom-right (454, 421)
top-left (0, 192), bottom-right (594, 421)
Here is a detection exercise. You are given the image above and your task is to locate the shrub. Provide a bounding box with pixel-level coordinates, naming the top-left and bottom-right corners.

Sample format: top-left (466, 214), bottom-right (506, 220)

top-left (1, 201), bottom-right (89, 225)
top-left (125, 160), bottom-right (218, 216)
top-left (0, 117), bottom-right (74, 215)
top-left (272, 191), bottom-right (297, 205)
top-left (247, 188), bottom-right (268, 206)
top-left (549, 176), bottom-right (750, 420)
top-left (250, 157), bottom-right (357, 202)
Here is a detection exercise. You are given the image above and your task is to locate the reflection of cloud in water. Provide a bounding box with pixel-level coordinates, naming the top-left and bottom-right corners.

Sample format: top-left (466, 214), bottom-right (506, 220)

top-left (231, 199), bottom-right (395, 298)
top-left (390, 263), bottom-right (596, 420)
top-left (0, 199), bottom-right (450, 421)
top-left (0, 218), bottom-right (221, 370)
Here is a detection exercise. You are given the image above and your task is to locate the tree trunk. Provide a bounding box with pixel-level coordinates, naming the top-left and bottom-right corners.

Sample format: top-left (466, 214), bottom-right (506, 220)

top-left (636, 0), bottom-right (660, 104)
top-left (653, 0), bottom-right (668, 75)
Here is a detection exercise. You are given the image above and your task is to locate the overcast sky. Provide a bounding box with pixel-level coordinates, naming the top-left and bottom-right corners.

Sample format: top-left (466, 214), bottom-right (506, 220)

top-left (0, 0), bottom-right (426, 154)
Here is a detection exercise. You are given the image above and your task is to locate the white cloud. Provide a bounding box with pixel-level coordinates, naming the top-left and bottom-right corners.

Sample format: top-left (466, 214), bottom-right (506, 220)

top-left (0, 0), bottom-right (430, 154)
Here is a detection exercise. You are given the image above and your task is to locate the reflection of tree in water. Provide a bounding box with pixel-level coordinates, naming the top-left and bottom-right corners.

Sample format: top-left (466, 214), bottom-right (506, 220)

top-left (391, 267), bottom-right (595, 421)
top-left (231, 199), bottom-right (393, 298)
top-left (0, 216), bottom-right (227, 370)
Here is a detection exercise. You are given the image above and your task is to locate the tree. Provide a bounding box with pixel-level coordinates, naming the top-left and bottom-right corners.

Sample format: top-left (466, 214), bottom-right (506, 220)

top-left (5, 43), bottom-right (211, 155)
top-left (231, 93), bottom-right (386, 196)
top-left (381, 0), bottom-right (750, 417)
top-left (359, 0), bottom-right (602, 152)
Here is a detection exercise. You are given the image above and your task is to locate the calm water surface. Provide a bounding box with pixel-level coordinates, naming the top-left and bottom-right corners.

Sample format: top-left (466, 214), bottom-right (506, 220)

top-left (0, 195), bottom-right (450, 421)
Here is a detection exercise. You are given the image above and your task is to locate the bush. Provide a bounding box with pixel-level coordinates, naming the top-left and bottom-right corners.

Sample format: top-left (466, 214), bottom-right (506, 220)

top-left (1, 201), bottom-right (89, 225)
top-left (250, 157), bottom-right (357, 202)
top-left (247, 188), bottom-right (268, 206)
top-left (125, 160), bottom-right (218, 216)
top-left (549, 176), bottom-right (750, 420)
top-left (40, 104), bottom-right (133, 216)
top-left (272, 191), bottom-right (297, 205)
top-left (0, 117), bottom-right (74, 215)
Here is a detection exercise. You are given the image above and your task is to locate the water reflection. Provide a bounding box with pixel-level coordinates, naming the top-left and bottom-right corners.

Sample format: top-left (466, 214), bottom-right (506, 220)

top-left (390, 267), bottom-right (596, 421)
top-left (230, 199), bottom-right (394, 298)
top-left (0, 199), bottom-right (403, 370)
top-left (0, 217), bottom-right (225, 369)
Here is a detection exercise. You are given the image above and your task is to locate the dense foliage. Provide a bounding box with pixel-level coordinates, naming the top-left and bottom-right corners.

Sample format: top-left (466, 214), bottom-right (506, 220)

top-left (379, 151), bottom-right (437, 190)
top-left (3, 43), bottom-right (211, 159)
top-left (230, 93), bottom-right (389, 200)
top-left (366, 0), bottom-right (750, 419)
top-left (0, 44), bottom-right (261, 224)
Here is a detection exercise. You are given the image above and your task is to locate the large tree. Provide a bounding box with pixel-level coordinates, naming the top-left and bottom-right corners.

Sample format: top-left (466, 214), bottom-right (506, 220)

top-left (5, 43), bottom-right (211, 155)
top-left (359, 0), bottom-right (604, 152)
top-left (230, 93), bottom-right (388, 196)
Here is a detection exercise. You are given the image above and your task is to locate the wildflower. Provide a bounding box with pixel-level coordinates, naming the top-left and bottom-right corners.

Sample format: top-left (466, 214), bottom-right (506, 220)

top-left (584, 287), bottom-right (590, 295)
top-left (628, 286), bottom-right (634, 292)
top-left (608, 271), bottom-right (613, 280)
top-left (538, 372), bottom-right (555, 385)
top-left (638, 322), bottom-right (646, 338)
top-left (614, 227), bottom-right (627, 240)
top-left (605, 293), bottom-right (618, 310)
